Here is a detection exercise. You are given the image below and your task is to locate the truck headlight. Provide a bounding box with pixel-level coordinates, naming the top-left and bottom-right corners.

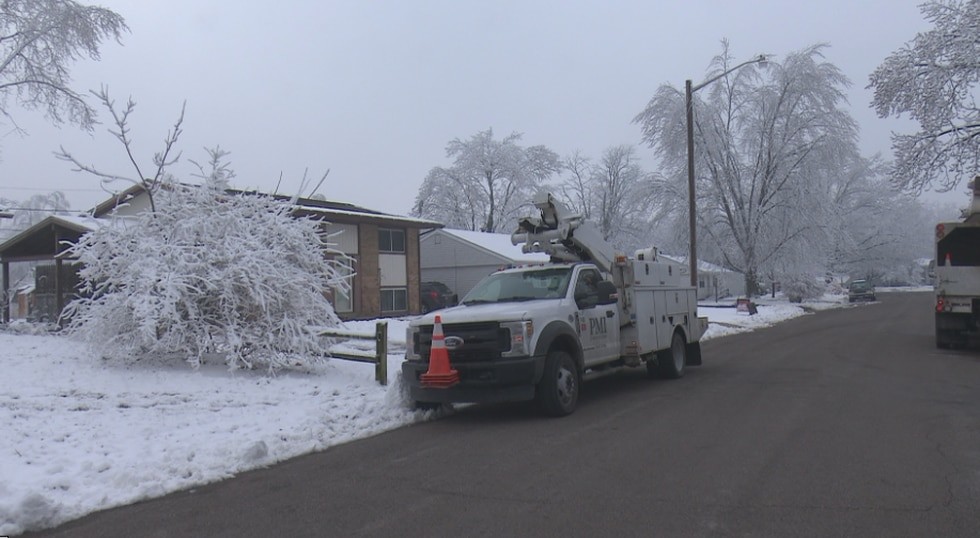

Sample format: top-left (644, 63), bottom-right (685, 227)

top-left (500, 320), bottom-right (533, 358)
top-left (405, 326), bottom-right (421, 360)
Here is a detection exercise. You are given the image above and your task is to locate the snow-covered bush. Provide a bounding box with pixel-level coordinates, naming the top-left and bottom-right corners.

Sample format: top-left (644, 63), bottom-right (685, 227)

top-left (63, 179), bottom-right (351, 370)
top-left (781, 274), bottom-right (825, 303)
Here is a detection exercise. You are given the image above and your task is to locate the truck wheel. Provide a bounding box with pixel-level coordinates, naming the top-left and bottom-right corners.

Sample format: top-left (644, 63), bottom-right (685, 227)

top-left (657, 331), bottom-right (687, 379)
top-left (537, 350), bottom-right (579, 416)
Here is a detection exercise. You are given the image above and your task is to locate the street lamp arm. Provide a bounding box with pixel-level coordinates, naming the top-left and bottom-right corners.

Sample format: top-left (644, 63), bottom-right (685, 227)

top-left (690, 54), bottom-right (769, 93)
top-left (684, 52), bottom-right (769, 290)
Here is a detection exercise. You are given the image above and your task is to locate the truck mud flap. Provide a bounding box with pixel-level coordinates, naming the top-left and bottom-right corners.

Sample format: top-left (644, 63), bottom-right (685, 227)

top-left (686, 341), bottom-right (703, 366)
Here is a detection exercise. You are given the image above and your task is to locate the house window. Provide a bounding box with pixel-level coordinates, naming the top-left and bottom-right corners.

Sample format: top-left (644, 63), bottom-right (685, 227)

top-left (330, 256), bottom-right (355, 313)
top-left (379, 228), bottom-right (405, 253)
top-left (381, 288), bottom-right (408, 312)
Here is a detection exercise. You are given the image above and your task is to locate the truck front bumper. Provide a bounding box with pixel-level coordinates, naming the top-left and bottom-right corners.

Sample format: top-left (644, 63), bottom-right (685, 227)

top-left (401, 355), bottom-right (546, 404)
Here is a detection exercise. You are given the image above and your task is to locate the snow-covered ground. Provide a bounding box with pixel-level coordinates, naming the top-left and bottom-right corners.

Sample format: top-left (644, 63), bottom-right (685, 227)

top-left (0, 288), bottom-right (929, 535)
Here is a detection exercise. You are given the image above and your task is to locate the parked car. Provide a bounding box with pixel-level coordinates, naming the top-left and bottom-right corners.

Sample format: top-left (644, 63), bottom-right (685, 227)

top-left (420, 281), bottom-right (458, 313)
top-left (848, 279), bottom-right (876, 302)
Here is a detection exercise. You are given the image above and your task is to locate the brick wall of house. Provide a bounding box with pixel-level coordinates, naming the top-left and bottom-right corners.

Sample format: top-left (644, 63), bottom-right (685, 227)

top-left (357, 222), bottom-right (381, 318)
top-left (406, 228), bottom-right (420, 314)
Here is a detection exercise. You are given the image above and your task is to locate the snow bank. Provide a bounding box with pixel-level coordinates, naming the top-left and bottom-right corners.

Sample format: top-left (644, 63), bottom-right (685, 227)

top-left (0, 318), bottom-right (430, 535)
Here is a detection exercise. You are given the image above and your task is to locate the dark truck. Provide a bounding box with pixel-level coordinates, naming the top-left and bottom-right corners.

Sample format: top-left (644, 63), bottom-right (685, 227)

top-left (848, 280), bottom-right (876, 302)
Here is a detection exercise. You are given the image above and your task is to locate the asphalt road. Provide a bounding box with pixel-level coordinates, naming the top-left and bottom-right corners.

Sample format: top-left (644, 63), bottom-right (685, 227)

top-left (28, 291), bottom-right (980, 537)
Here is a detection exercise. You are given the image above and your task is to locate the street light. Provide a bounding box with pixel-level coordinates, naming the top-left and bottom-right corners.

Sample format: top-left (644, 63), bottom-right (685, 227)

top-left (685, 54), bottom-right (769, 288)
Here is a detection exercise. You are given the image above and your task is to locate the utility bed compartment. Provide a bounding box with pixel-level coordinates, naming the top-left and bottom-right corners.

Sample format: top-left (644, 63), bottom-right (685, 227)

top-left (627, 286), bottom-right (698, 355)
top-left (629, 259), bottom-right (688, 288)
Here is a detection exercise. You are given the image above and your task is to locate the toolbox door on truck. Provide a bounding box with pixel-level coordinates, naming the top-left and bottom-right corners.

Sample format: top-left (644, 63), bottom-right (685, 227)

top-left (573, 267), bottom-right (620, 366)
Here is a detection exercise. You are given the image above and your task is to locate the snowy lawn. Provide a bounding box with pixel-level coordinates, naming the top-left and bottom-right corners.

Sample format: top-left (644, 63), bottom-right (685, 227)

top-left (0, 289), bottom-right (928, 535)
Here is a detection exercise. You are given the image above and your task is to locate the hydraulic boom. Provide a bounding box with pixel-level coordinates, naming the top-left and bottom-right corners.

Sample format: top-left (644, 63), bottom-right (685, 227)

top-left (510, 192), bottom-right (618, 274)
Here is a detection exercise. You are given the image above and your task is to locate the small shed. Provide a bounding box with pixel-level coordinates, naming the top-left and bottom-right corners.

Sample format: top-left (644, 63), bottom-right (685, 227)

top-left (420, 228), bottom-right (550, 299)
top-left (0, 214), bottom-right (102, 323)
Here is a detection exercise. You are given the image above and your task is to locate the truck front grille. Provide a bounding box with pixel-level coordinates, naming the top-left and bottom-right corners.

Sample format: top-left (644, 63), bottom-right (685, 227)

top-left (414, 321), bottom-right (508, 363)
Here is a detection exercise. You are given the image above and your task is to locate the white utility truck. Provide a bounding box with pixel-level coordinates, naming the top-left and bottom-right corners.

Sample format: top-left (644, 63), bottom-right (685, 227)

top-left (934, 177), bottom-right (980, 349)
top-left (402, 192), bottom-right (707, 416)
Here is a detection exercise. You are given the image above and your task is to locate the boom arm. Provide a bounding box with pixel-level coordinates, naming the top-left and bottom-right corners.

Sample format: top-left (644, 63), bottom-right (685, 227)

top-left (510, 192), bottom-right (619, 274)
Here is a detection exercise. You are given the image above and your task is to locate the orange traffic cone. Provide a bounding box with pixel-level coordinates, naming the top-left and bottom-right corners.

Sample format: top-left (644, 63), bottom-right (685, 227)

top-left (420, 315), bottom-right (460, 388)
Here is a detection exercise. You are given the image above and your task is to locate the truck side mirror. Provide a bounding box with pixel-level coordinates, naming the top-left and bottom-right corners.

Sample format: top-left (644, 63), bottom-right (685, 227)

top-left (596, 281), bottom-right (618, 305)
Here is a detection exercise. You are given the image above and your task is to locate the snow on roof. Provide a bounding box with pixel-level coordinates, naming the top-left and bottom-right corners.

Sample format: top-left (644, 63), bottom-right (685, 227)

top-left (439, 228), bottom-right (551, 263)
top-left (0, 213), bottom-right (115, 255)
top-left (54, 214), bottom-right (114, 232)
top-left (298, 204), bottom-right (443, 227)
top-left (660, 254), bottom-right (737, 274)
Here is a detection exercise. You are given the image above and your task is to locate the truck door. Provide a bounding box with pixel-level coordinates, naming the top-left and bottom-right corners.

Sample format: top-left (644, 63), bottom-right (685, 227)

top-left (573, 268), bottom-right (620, 366)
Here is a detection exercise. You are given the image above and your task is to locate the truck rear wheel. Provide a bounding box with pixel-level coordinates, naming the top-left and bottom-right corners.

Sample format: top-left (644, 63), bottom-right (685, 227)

top-left (537, 350), bottom-right (579, 416)
top-left (656, 331), bottom-right (687, 379)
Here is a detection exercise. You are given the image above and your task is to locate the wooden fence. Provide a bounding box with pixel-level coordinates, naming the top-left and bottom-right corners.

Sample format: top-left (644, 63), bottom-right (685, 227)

top-left (316, 321), bottom-right (390, 385)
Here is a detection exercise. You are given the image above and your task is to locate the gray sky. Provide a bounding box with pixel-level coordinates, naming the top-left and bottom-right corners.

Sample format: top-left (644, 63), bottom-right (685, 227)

top-left (0, 0), bottom-right (951, 217)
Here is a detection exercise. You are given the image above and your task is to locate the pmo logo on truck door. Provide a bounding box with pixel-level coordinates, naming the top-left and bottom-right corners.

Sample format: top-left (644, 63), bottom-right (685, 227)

top-left (588, 317), bottom-right (607, 335)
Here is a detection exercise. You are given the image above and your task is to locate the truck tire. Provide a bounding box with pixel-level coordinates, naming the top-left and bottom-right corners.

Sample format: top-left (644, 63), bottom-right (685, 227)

top-left (536, 350), bottom-right (579, 416)
top-left (656, 331), bottom-right (687, 379)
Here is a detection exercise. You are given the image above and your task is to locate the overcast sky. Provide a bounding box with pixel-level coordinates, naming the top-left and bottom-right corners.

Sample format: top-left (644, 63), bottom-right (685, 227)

top-left (0, 0), bottom-right (951, 217)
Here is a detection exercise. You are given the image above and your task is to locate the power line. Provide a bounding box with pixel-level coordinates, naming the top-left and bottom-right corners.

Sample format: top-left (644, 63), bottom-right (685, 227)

top-left (0, 186), bottom-right (106, 193)
top-left (0, 207), bottom-right (80, 212)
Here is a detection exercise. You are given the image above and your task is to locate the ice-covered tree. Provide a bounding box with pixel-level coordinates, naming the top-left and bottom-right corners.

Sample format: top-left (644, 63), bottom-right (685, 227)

top-left (63, 170), bottom-right (352, 371)
top-left (557, 151), bottom-right (593, 220)
top-left (635, 43), bottom-right (859, 295)
top-left (0, 0), bottom-right (126, 134)
top-left (57, 86), bottom-right (184, 213)
top-left (0, 191), bottom-right (70, 241)
top-left (818, 156), bottom-right (928, 280)
top-left (556, 145), bottom-right (657, 251)
top-left (869, 0), bottom-right (980, 193)
top-left (413, 128), bottom-right (560, 232)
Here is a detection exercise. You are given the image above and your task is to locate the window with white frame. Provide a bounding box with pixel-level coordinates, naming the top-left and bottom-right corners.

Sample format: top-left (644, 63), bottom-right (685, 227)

top-left (380, 287), bottom-right (408, 312)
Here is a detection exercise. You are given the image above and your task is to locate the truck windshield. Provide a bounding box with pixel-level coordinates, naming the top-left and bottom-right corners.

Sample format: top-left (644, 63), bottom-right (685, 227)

top-left (462, 267), bottom-right (572, 305)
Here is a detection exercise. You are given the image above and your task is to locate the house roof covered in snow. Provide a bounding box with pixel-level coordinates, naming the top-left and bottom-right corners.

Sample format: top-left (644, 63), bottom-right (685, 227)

top-left (430, 228), bottom-right (551, 264)
top-left (660, 254), bottom-right (739, 274)
top-left (91, 183), bottom-right (443, 228)
top-left (0, 214), bottom-right (108, 262)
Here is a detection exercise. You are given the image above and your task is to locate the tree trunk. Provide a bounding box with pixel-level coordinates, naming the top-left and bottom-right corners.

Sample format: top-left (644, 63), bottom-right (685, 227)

top-left (744, 268), bottom-right (762, 298)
